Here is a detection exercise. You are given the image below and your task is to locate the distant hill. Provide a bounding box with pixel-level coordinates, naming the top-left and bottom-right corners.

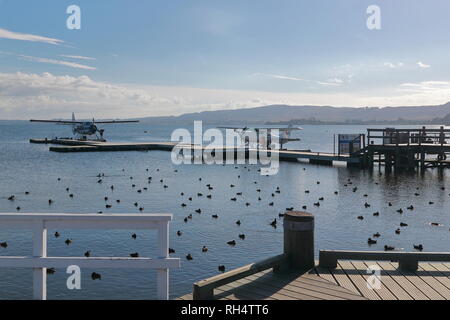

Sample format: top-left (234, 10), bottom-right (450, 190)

top-left (138, 102), bottom-right (450, 125)
top-left (431, 113), bottom-right (450, 125)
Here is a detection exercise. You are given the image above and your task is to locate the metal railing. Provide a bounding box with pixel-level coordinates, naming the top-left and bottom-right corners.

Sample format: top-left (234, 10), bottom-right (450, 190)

top-left (0, 213), bottom-right (180, 300)
top-left (367, 126), bottom-right (450, 146)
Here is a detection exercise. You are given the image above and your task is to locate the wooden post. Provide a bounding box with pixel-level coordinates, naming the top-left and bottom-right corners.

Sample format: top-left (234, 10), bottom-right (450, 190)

top-left (283, 212), bottom-right (314, 270)
top-left (333, 134), bottom-right (336, 156)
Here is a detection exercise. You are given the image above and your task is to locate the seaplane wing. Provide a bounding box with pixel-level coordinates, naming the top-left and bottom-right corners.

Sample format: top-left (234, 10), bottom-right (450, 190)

top-left (30, 119), bottom-right (139, 124)
top-left (217, 126), bottom-right (249, 130)
top-left (30, 119), bottom-right (84, 124)
top-left (277, 127), bottom-right (303, 131)
top-left (91, 120), bottom-right (139, 124)
top-left (218, 126), bottom-right (302, 131)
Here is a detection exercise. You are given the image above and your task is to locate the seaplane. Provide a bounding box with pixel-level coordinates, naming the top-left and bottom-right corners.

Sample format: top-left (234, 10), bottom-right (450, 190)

top-left (30, 113), bottom-right (139, 141)
top-left (218, 124), bottom-right (302, 150)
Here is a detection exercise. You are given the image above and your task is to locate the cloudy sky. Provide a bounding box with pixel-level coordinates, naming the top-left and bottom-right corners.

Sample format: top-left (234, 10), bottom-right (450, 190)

top-left (1, 0), bottom-right (450, 119)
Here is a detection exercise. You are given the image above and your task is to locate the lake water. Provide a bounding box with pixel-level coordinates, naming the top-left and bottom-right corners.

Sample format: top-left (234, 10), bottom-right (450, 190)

top-left (0, 121), bottom-right (449, 299)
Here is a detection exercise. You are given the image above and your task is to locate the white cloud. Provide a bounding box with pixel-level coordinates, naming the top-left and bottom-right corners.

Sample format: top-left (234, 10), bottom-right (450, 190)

top-left (18, 54), bottom-right (96, 70)
top-left (317, 78), bottom-right (343, 86)
top-left (254, 73), bottom-right (304, 81)
top-left (0, 72), bottom-right (182, 119)
top-left (255, 73), bottom-right (348, 86)
top-left (0, 51), bottom-right (96, 70)
top-left (417, 61), bottom-right (431, 68)
top-left (383, 62), bottom-right (404, 68)
top-left (1, 72), bottom-right (450, 120)
top-left (60, 55), bottom-right (96, 61)
top-left (0, 28), bottom-right (64, 45)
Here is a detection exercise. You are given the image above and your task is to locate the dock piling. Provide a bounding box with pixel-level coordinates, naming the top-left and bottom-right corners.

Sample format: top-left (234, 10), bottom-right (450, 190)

top-left (283, 212), bottom-right (315, 271)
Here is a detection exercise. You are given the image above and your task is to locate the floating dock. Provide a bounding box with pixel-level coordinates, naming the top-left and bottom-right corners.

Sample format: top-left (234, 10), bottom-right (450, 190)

top-left (29, 138), bottom-right (361, 167)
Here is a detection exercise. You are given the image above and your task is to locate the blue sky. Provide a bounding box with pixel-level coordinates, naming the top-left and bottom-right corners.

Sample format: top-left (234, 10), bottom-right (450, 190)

top-left (1, 0), bottom-right (450, 119)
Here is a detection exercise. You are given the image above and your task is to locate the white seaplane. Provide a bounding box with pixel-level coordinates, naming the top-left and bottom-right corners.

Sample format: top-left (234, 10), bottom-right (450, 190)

top-left (30, 113), bottom-right (139, 141)
top-left (218, 124), bottom-right (302, 150)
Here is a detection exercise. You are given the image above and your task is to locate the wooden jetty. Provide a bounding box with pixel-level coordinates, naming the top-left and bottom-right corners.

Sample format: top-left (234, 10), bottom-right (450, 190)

top-left (31, 126), bottom-right (450, 171)
top-left (178, 212), bottom-right (450, 300)
top-left (29, 138), bottom-right (361, 167)
top-left (362, 126), bottom-right (450, 171)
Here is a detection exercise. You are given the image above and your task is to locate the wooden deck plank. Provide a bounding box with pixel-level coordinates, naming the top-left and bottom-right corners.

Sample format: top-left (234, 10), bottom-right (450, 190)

top-left (216, 284), bottom-right (269, 300)
top-left (439, 263), bottom-right (450, 271)
top-left (351, 261), bottom-right (397, 300)
top-left (234, 276), bottom-right (309, 300)
top-left (227, 272), bottom-right (317, 300)
top-left (214, 277), bottom-right (281, 300)
top-left (427, 262), bottom-right (450, 274)
top-left (361, 261), bottom-right (413, 300)
top-left (305, 267), bottom-right (338, 284)
top-left (234, 274), bottom-right (322, 300)
top-left (292, 276), bottom-right (362, 295)
top-left (285, 279), bottom-right (365, 300)
top-left (328, 262), bottom-right (360, 295)
top-left (313, 266), bottom-right (338, 285)
top-left (214, 270), bottom-right (299, 300)
top-left (291, 276), bottom-right (363, 299)
top-left (390, 262), bottom-right (444, 300)
top-left (215, 292), bottom-right (241, 300)
top-left (415, 265), bottom-right (450, 299)
top-left (425, 263), bottom-right (450, 290)
top-left (215, 282), bottom-right (278, 300)
top-left (241, 274), bottom-right (345, 300)
top-left (177, 262), bottom-right (450, 300)
top-left (338, 261), bottom-right (381, 300)
top-left (240, 270), bottom-right (365, 300)
top-left (377, 262), bottom-right (429, 300)
top-left (214, 283), bottom-right (242, 299)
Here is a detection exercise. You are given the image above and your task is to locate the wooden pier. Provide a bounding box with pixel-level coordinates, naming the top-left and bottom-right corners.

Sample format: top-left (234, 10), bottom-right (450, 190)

top-left (178, 212), bottom-right (450, 301)
top-left (177, 261), bottom-right (450, 300)
top-left (29, 138), bottom-right (361, 167)
top-left (362, 126), bottom-right (450, 171)
top-left (30, 126), bottom-right (450, 172)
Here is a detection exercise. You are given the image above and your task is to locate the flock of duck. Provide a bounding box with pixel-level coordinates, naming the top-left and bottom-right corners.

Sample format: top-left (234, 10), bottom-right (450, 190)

top-left (2, 163), bottom-right (449, 281)
top-left (3, 165), bottom-right (285, 278)
top-left (346, 177), bottom-right (447, 251)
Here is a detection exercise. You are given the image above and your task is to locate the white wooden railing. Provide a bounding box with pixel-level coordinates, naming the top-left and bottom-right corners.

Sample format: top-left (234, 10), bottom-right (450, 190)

top-left (0, 213), bottom-right (180, 300)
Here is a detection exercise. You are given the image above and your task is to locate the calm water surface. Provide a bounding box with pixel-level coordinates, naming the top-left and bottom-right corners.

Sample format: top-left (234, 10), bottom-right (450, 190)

top-left (0, 121), bottom-right (449, 299)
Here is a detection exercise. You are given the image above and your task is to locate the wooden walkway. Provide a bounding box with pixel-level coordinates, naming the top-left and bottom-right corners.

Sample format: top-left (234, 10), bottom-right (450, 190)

top-left (30, 138), bottom-right (361, 166)
top-left (178, 261), bottom-right (450, 300)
